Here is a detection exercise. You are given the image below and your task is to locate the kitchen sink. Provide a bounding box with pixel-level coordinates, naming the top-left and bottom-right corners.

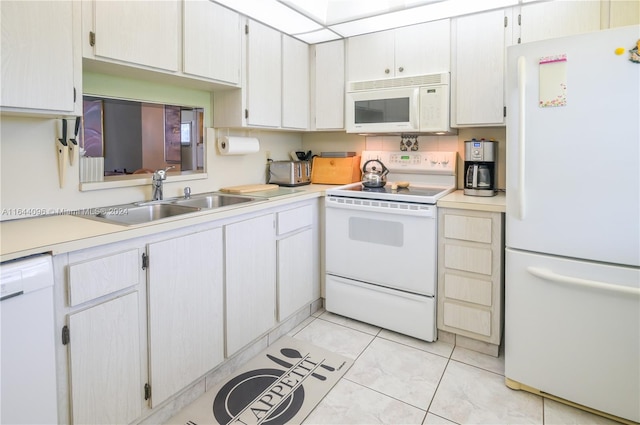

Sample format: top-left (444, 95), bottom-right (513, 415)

top-left (77, 193), bottom-right (264, 226)
top-left (89, 203), bottom-right (201, 226)
top-left (172, 194), bottom-right (259, 209)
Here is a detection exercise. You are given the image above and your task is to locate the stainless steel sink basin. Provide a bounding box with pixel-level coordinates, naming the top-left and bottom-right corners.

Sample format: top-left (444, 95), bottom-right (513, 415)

top-left (172, 194), bottom-right (259, 209)
top-left (88, 203), bottom-right (200, 226)
top-left (77, 193), bottom-right (263, 226)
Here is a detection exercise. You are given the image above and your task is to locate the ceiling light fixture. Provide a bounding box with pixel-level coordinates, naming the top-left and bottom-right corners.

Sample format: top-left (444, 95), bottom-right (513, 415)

top-left (213, 0), bottom-right (540, 44)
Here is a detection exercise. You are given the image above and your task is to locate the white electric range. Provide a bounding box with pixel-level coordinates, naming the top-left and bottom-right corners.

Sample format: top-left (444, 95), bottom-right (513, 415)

top-left (324, 151), bottom-right (456, 342)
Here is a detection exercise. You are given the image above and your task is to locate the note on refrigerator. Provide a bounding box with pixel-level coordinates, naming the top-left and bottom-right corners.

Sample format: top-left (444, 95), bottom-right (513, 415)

top-left (539, 54), bottom-right (567, 108)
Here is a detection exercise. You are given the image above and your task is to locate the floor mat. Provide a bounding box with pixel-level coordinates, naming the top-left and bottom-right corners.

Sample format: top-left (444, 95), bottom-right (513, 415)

top-left (166, 336), bottom-right (352, 425)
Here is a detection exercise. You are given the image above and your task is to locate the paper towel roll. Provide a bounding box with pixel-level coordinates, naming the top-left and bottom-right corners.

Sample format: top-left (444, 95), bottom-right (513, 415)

top-left (218, 136), bottom-right (260, 155)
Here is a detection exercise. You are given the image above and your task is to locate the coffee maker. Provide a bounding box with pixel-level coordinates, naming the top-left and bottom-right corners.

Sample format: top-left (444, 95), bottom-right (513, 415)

top-left (464, 139), bottom-right (497, 197)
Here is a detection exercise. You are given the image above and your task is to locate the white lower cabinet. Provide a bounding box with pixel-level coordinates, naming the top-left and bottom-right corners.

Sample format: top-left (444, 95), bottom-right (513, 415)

top-left (65, 244), bottom-right (145, 425)
top-left (225, 213), bottom-right (276, 356)
top-left (276, 204), bottom-right (315, 321)
top-left (147, 228), bottom-right (224, 407)
top-left (58, 199), bottom-right (320, 423)
top-left (68, 292), bottom-right (143, 425)
top-left (437, 208), bottom-right (504, 349)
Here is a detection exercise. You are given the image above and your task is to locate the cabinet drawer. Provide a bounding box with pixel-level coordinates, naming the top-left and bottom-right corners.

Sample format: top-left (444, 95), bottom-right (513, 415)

top-left (277, 204), bottom-right (313, 235)
top-left (443, 301), bottom-right (492, 337)
top-left (68, 249), bottom-right (140, 306)
top-left (444, 273), bottom-right (492, 306)
top-left (443, 214), bottom-right (492, 243)
top-left (444, 244), bottom-right (492, 275)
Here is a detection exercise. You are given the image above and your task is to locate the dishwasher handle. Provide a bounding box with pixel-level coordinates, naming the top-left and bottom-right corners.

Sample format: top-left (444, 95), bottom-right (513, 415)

top-left (1, 254), bottom-right (54, 301)
top-left (1, 290), bottom-right (24, 302)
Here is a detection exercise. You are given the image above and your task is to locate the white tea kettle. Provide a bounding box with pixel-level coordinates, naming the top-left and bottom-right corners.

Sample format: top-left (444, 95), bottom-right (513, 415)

top-left (362, 159), bottom-right (389, 188)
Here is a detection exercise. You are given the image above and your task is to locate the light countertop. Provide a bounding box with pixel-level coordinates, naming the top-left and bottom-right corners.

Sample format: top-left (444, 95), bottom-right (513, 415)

top-left (437, 190), bottom-right (506, 213)
top-left (0, 184), bottom-right (336, 262)
top-left (1, 185), bottom-right (505, 262)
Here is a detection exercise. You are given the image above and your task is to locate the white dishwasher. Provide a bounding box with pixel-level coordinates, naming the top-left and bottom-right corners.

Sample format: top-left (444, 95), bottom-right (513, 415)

top-left (1, 254), bottom-right (58, 425)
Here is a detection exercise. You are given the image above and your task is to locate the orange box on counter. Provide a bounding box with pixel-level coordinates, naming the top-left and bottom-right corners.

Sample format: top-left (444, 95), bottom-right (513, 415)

top-left (311, 156), bottom-right (362, 184)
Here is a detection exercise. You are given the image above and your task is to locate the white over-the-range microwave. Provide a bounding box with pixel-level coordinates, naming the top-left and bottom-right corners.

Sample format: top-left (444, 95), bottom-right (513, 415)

top-left (346, 72), bottom-right (454, 134)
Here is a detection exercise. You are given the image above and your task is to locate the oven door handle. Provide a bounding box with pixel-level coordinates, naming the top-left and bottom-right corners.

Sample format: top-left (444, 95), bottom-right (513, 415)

top-left (326, 197), bottom-right (436, 218)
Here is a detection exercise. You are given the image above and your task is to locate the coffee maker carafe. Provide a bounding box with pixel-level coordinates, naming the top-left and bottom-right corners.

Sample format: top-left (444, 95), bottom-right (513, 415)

top-left (464, 139), bottom-right (497, 197)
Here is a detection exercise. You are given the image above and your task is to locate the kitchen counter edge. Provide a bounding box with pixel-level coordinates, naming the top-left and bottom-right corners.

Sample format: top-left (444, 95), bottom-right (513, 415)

top-left (437, 190), bottom-right (506, 213)
top-left (0, 184), bottom-right (337, 262)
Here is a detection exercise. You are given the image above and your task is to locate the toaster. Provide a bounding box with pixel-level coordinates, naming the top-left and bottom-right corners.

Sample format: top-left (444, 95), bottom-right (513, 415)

top-left (268, 161), bottom-right (311, 186)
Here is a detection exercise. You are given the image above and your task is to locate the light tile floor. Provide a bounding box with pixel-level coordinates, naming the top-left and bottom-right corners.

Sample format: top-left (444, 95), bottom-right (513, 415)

top-left (287, 310), bottom-right (624, 425)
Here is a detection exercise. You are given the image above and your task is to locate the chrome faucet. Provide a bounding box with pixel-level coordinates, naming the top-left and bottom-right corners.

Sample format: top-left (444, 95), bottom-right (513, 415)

top-left (152, 166), bottom-right (174, 201)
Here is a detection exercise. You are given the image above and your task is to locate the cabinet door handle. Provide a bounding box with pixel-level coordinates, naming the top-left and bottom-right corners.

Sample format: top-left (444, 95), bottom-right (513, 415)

top-left (527, 267), bottom-right (640, 297)
top-left (398, 66), bottom-right (404, 72)
top-left (384, 68), bottom-right (390, 74)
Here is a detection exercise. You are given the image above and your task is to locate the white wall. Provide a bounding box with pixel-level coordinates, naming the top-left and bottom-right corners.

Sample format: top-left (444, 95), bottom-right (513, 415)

top-left (0, 114), bottom-right (504, 221)
top-left (0, 115), bottom-right (302, 220)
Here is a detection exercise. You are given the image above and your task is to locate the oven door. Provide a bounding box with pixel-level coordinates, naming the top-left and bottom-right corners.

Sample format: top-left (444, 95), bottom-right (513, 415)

top-left (325, 196), bottom-right (437, 295)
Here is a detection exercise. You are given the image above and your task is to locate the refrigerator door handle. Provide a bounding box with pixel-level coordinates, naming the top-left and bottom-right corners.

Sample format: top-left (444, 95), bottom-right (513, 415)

top-left (517, 56), bottom-right (527, 219)
top-left (527, 266), bottom-right (640, 297)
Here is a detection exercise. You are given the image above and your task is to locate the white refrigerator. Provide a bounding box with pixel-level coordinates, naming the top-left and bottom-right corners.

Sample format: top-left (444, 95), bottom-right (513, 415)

top-left (505, 25), bottom-right (640, 423)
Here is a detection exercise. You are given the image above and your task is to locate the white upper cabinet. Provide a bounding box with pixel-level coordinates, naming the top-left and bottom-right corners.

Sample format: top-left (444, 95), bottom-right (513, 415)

top-left (347, 19), bottom-right (450, 82)
top-left (394, 19), bottom-right (451, 76)
top-left (451, 9), bottom-right (513, 127)
top-left (347, 30), bottom-right (394, 81)
top-left (517, 0), bottom-right (601, 44)
top-left (183, 0), bottom-right (241, 85)
top-left (91, 0), bottom-right (179, 72)
top-left (1, 0), bottom-right (80, 115)
top-left (608, 0), bottom-right (640, 27)
top-left (282, 35), bottom-right (310, 130)
top-left (312, 40), bottom-right (345, 130)
top-left (246, 20), bottom-right (282, 127)
top-left (214, 19), bottom-right (314, 130)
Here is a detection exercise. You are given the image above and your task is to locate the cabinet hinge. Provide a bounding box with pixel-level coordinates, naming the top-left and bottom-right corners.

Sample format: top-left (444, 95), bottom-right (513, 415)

top-left (504, 106), bottom-right (507, 118)
top-left (144, 383), bottom-right (151, 400)
top-left (245, 24), bottom-right (249, 35)
top-left (142, 252), bottom-right (149, 270)
top-left (504, 16), bottom-right (508, 28)
top-left (245, 109), bottom-right (249, 119)
top-left (62, 325), bottom-right (70, 345)
top-left (89, 31), bottom-right (96, 47)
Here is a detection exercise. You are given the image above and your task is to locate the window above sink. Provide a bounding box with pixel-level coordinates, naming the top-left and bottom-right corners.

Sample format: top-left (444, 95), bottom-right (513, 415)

top-left (80, 72), bottom-right (212, 191)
